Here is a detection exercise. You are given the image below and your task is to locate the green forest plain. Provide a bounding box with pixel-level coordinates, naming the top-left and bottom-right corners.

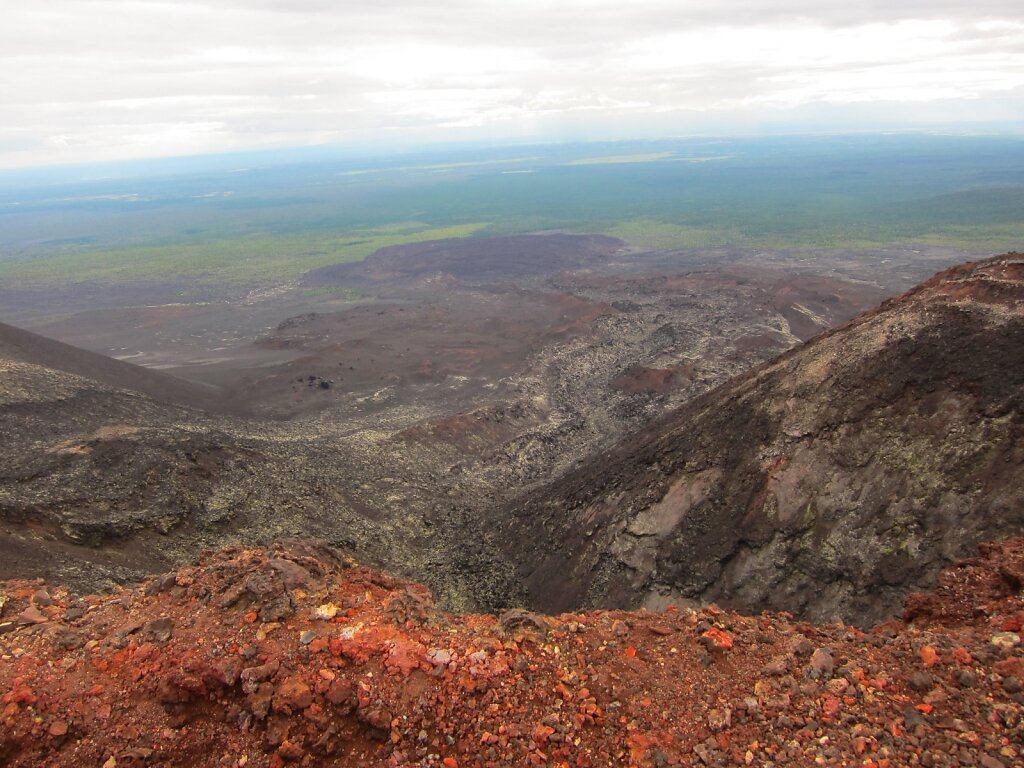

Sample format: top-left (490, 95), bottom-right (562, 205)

top-left (1, 134), bottom-right (1022, 291)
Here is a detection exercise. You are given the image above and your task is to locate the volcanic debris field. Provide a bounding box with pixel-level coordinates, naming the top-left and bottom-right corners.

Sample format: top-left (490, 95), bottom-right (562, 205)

top-left (0, 236), bottom-right (972, 605)
top-left (1, 235), bottom-right (1023, 766)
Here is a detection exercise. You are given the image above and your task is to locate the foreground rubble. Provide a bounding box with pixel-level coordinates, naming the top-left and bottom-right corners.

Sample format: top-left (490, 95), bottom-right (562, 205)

top-left (2, 538), bottom-right (1022, 767)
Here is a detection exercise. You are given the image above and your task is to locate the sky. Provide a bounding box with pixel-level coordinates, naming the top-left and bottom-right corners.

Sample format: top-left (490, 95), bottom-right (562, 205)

top-left (2, 0), bottom-right (1024, 169)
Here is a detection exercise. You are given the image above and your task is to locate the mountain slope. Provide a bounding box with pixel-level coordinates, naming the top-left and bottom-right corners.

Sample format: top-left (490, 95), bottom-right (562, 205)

top-left (0, 320), bottom-right (224, 411)
top-left (0, 355), bottom-right (444, 599)
top-left (505, 253), bottom-right (1024, 625)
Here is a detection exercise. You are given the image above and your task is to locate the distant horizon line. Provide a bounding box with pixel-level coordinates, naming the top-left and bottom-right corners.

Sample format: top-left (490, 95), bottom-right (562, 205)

top-left (2, 126), bottom-right (1023, 181)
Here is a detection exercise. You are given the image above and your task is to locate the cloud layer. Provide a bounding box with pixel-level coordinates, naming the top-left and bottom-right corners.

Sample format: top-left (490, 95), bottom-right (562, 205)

top-left (2, 0), bottom-right (1023, 167)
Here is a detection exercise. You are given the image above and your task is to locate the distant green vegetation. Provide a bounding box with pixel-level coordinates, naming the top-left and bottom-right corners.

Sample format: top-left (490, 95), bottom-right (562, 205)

top-left (1, 135), bottom-right (1022, 290)
top-left (301, 285), bottom-right (363, 299)
top-left (0, 223), bottom-right (485, 287)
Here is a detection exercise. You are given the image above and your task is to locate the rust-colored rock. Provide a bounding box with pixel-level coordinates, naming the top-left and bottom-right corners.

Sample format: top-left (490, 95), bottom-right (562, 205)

top-left (272, 676), bottom-right (313, 714)
top-left (1, 538), bottom-right (1023, 768)
top-left (17, 605), bottom-right (47, 625)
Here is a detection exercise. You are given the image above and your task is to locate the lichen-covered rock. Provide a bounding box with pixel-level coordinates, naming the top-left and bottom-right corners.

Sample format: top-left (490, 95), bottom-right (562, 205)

top-left (511, 255), bottom-right (1024, 626)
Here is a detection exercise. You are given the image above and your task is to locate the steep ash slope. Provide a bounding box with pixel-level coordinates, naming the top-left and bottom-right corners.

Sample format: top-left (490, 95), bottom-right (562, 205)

top-left (507, 254), bottom-right (1024, 626)
top-left (0, 320), bottom-right (224, 411)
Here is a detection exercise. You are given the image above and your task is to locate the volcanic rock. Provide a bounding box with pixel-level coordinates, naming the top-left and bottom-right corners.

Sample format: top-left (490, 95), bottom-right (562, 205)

top-left (2, 537), bottom-right (1021, 767)
top-left (508, 254), bottom-right (1024, 625)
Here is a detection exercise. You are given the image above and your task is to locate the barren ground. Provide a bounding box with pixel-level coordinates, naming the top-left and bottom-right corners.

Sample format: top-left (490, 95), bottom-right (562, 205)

top-left (1, 537), bottom-right (1021, 767)
top-left (0, 236), bottom-right (1002, 620)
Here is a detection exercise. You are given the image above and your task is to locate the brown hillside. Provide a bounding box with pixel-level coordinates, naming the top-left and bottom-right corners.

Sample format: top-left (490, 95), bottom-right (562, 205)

top-left (505, 254), bottom-right (1024, 626)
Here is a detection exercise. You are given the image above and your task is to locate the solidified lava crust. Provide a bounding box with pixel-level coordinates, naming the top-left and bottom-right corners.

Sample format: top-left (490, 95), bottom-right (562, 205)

top-left (2, 538), bottom-right (1023, 767)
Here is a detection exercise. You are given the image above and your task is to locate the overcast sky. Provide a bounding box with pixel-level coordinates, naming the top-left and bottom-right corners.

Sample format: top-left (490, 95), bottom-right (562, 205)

top-left (2, 0), bottom-right (1023, 168)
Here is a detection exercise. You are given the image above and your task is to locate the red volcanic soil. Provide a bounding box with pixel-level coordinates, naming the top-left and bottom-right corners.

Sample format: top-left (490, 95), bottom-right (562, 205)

top-left (610, 364), bottom-right (698, 396)
top-left (230, 288), bottom-right (617, 418)
top-left (396, 402), bottom-right (544, 453)
top-left (886, 254), bottom-right (1024, 310)
top-left (2, 539), bottom-right (1022, 768)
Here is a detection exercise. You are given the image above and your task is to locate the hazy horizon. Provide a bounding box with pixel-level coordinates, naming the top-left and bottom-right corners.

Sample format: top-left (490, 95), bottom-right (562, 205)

top-left (3, 128), bottom-right (1023, 184)
top-left (3, 1), bottom-right (1023, 170)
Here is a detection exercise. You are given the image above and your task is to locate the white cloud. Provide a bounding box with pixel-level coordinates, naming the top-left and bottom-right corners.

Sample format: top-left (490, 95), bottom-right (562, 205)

top-left (0, 1), bottom-right (1022, 167)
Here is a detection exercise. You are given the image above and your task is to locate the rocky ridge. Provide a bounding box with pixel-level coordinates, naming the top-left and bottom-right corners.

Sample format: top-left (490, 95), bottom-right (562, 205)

top-left (1, 537), bottom-right (1022, 767)
top-left (506, 254), bottom-right (1024, 625)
